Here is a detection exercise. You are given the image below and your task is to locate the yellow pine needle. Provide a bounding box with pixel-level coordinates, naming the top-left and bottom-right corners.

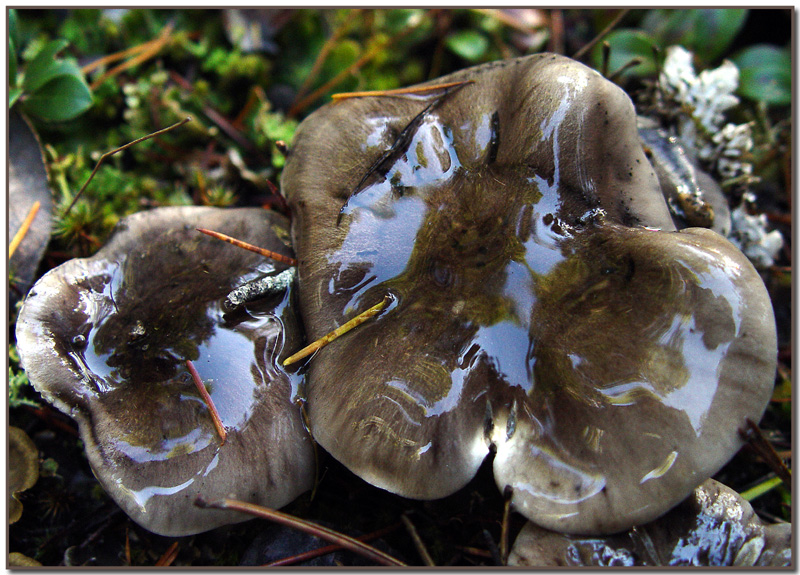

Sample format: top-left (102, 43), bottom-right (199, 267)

top-left (331, 80), bottom-right (472, 101)
top-left (283, 296), bottom-right (390, 366)
top-left (87, 23), bottom-right (173, 90)
top-left (185, 360), bottom-right (227, 445)
top-left (9, 201), bottom-right (41, 258)
top-left (195, 227), bottom-right (298, 266)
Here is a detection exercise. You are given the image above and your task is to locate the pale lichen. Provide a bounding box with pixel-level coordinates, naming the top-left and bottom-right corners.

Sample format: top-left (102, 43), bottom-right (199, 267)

top-left (659, 46), bottom-right (755, 186)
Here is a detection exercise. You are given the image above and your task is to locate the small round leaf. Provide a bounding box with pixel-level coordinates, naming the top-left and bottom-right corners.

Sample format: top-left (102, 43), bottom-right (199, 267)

top-left (22, 74), bottom-right (93, 122)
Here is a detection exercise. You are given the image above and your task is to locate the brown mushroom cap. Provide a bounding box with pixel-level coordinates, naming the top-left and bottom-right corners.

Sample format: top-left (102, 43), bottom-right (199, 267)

top-left (9, 110), bottom-right (53, 306)
top-left (282, 54), bottom-right (777, 534)
top-left (508, 479), bottom-right (792, 566)
top-left (16, 206), bottom-right (313, 536)
top-left (9, 426), bottom-right (40, 524)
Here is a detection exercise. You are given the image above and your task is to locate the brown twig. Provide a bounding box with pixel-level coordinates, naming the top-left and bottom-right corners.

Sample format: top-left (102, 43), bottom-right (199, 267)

top-left (195, 227), bottom-right (297, 266)
top-left (264, 522), bottom-right (402, 567)
top-left (572, 9), bottom-right (631, 60)
top-left (154, 541), bottom-right (180, 567)
top-left (456, 546), bottom-right (492, 559)
top-left (167, 71), bottom-right (265, 159)
top-left (741, 418), bottom-right (792, 486)
top-left (288, 17), bottom-right (423, 118)
top-left (608, 57), bottom-right (643, 82)
top-left (401, 513), bottom-right (435, 566)
top-left (195, 497), bottom-right (406, 566)
top-left (124, 527), bottom-right (131, 566)
top-left (548, 9), bottom-right (565, 55)
top-left (63, 117), bottom-right (192, 216)
top-left (293, 9), bottom-right (362, 105)
top-left (22, 405), bottom-right (79, 437)
top-left (185, 359), bottom-right (227, 445)
top-left (500, 485), bottom-right (513, 565)
top-left (87, 23), bottom-right (173, 90)
top-left (9, 201), bottom-right (40, 258)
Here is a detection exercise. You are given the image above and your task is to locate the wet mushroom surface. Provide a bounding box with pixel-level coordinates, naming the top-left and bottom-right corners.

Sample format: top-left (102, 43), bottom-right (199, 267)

top-left (282, 53), bottom-right (778, 534)
top-left (15, 206), bottom-right (314, 537)
top-left (508, 479), bottom-right (792, 567)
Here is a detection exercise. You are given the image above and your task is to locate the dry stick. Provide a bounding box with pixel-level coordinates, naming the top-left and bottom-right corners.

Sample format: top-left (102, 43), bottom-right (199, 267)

top-left (88, 23), bottom-right (173, 90)
top-left (154, 541), bottom-right (180, 567)
top-left (195, 497), bottom-right (406, 567)
top-left (601, 41), bottom-right (611, 78)
top-left (82, 41), bottom-right (150, 75)
top-left (608, 57), bottom-right (643, 82)
top-left (500, 485), bottom-right (513, 565)
top-left (293, 8), bottom-right (363, 105)
top-left (9, 201), bottom-right (41, 258)
top-left (289, 19), bottom-right (421, 118)
top-left (124, 527), bottom-right (131, 566)
top-left (456, 546), bottom-right (492, 559)
top-left (401, 513), bottom-right (435, 567)
top-left (482, 529), bottom-right (503, 566)
top-left (166, 70), bottom-right (263, 158)
top-left (548, 9), bottom-right (565, 55)
top-left (742, 418), bottom-right (792, 486)
top-left (63, 117), bottom-right (192, 216)
top-left (185, 359), bottom-right (227, 445)
top-left (264, 521), bottom-right (402, 567)
top-left (572, 8), bottom-right (631, 60)
top-left (332, 80), bottom-right (472, 101)
top-left (283, 296), bottom-right (390, 366)
top-left (195, 227), bottom-right (297, 266)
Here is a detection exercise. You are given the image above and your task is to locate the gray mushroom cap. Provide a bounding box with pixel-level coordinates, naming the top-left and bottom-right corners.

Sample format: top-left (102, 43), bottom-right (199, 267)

top-left (15, 206), bottom-right (314, 536)
top-left (282, 53), bottom-right (777, 535)
top-left (508, 479), bottom-right (792, 567)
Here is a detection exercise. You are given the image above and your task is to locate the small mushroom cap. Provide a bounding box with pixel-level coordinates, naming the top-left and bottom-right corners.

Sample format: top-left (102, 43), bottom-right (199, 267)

top-left (16, 206), bottom-right (313, 536)
top-left (9, 110), bottom-right (53, 306)
top-left (9, 426), bottom-right (40, 524)
top-left (283, 54), bottom-right (777, 534)
top-left (508, 479), bottom-right (792, 567)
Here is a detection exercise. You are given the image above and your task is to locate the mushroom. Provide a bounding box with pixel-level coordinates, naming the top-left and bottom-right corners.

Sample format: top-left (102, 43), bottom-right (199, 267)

top-left (9, 426), bottom-right (39, 524)
top-left (638, 116), bottom-right (732, 236)
top-left (15, 206), bottom-right (314, 536)
top-left (508, 479), bottom-right (792, 566)
top-left (9, 110), bottom-right (53, 307)
top-left (282, 54), bottom-right (777, 534)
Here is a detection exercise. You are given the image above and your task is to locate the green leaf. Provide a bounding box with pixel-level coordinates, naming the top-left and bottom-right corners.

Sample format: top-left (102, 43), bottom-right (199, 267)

top-left (9, 86), bottom-right (23, 108)
top-left (21, 38), bottom-right (72, 93)
top-left (642, 9), bottom-right (748, 62)
top-left (733, 45), bottom-right (791, 106)
top-left (445, 29), bottom-right (489, 62)
top-left (590, 29), bottom-right (658, 79)
top-left (22, 74), bottom-right (93, 122)
top-left (9, 36), bottom-right (18, 92)
top-left (26, 59), bottom-right (84, 95)
top-left (8, 9), bottom-right (19, 49)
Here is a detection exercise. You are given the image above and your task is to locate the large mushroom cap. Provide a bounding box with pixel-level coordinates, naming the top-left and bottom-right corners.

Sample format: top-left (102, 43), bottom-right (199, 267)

top-left (282, 54), bottom-right (777, 534)
top-left (16, 206), bottom-right (314, 536)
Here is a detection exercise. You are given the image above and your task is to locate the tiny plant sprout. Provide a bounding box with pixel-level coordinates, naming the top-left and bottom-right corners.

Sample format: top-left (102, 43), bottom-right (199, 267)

top-left (281, 53), bottom-right (778, 535)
